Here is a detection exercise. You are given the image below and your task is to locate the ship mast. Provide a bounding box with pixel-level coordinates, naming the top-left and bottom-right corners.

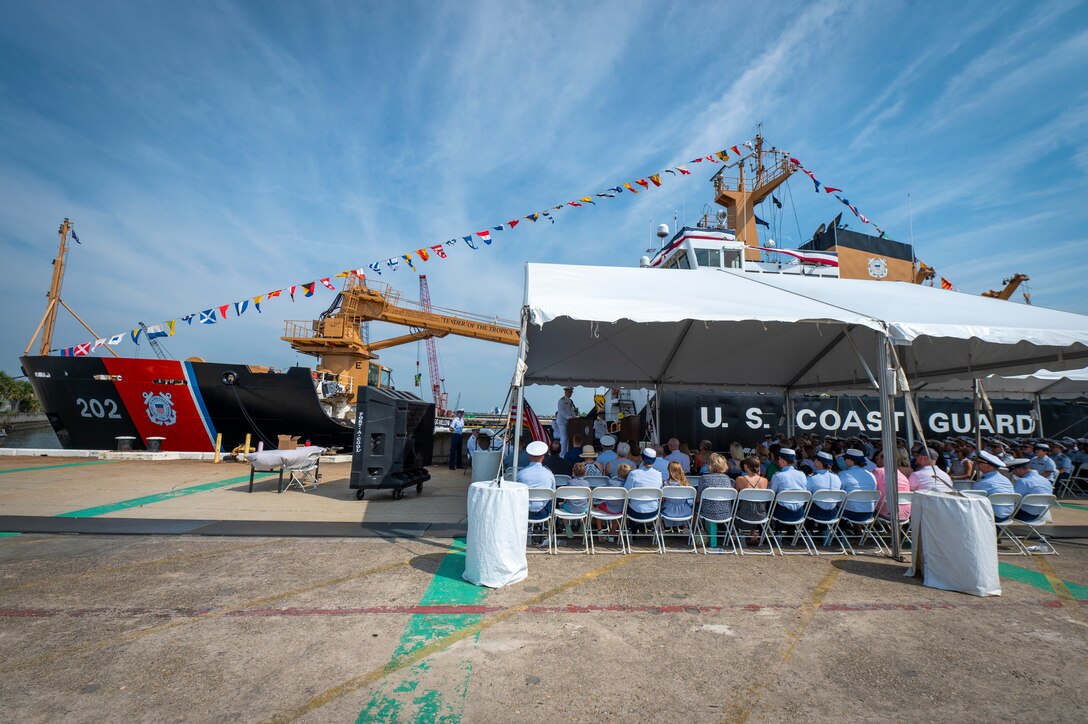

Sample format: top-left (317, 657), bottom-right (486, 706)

top-left (712, 129), bottom-right (794, 260)
top-left (24, 219), bottom-right (117, 358)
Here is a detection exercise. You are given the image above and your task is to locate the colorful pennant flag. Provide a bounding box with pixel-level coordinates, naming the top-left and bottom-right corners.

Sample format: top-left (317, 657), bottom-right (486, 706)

top-left (107, 333), bottom-right (125, 345)
top-left (676, 166), bottom-right (690, 175)
top-left (386, 257), bottom-right (400, 272)
top-left (417, 248), bottom-right (430, 262)
top-left (267, 290), bottom-right (282, 299)
top-left (624, 182), bottom-right (638, 194)
top-left (369, 261), bottom-right (382, 275)
top-left (526, 213), bottom-right (540, 222)
top-left (302, 282), bottom-right (315, 297)
top-left (92, 338), bottom-right (106, 350)
top-left (476, 230), bottom-right (492, 244)
top-left (754, 214), bottom-right (770, 228)
top-left (253, 295), bottom-right (263, 313)
top-left (430, 244), bottom-right (447, 259)
top-left (731, 145), bottom-right (741, 156)
top-left (74, 342), bottom-right (90, 356)
top-left (146, 321), bottom-right (175, 339)
top-left (218, 304), bottom-right (230, 319)
top-left (181, 314), bottom-right (195, 325)
top-left (131, 328), bottom-right (142, 344)
top-left (648, 174), bottom-right (662, 187)
top-left (941, 277), bottom-right (955, 291)
top-left (402, 253), bottom-right (416, 271)
top-left (462, 235), bottom-right (477, 250)
top-left (507, 219), bottom-right (519, 228)
top-left (320, 278), bottom-right (336, 290)
top-left (234, 300), bottom-right (248, 317)
top-left (199, 309), bottom-right (216, 324)
top-left (636, 178), bottom-right (650, 189)
top-left (289, 285), bottom-right (297, 301)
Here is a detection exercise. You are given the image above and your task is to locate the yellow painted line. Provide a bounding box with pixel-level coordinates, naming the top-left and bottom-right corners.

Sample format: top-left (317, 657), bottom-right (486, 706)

top-left (0, 539), bottom-right (281, 595)
top-left (266, 555), bottom-right (638, 724)
top-left (1033, 557), bottom-right (1081, 617)
top-left (0, 552), bottom-right (445, 674)
top-left (721, 563), bottom-right (842, 724)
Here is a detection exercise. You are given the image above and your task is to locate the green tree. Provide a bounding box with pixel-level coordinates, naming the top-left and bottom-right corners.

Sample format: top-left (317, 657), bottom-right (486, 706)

top-left (0, 371), bottom-right (42, 413)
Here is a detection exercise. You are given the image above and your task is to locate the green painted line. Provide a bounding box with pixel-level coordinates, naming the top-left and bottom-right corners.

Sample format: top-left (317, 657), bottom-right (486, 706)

top-left (358, 538), bottom-right (488, 723)
top-left (0, 532), bottom-right (20, 538)
top-left (999, 562), bottom-right (1088, 601)
top-left (1057, 502), bottom-right (1088, 511)
top-left (56, 472), bottom-right (275, 518)
top-left (0, 460), bottom-right (113, 475)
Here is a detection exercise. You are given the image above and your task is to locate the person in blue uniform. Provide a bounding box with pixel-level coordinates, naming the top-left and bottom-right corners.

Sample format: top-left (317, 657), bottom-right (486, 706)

top-left (807, 451), bottom-right (842, 512)
top-left (971, 450), bottom-right (1015, 520)
top-left (624, 448), bottom-right (664, 524)
top-left (1051, 443), bottom-right (1072, 480)
top-left (596, 435), bottom-right (619, 475)
top-left (448, 409), bottom-right (465, 469)
top-left (1008, 457), bottom-right (1054, 520)
top-left (1029, 443), bottom-right (1058, 482)
top-left (839, 448), bottom-right (878, 525)
top-left (518, 440), bottom-right (556, 518)
top-left (769, 447), bottom-right (808, 534)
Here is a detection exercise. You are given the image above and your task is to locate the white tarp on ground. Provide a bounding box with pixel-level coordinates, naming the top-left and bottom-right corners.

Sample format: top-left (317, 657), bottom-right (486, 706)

top-left (909, 491), bottom-right (1001, 596)
top-left (522, 264), bottom-right (1088, 390)
top-left (463, 480), bottom-right (528, 588)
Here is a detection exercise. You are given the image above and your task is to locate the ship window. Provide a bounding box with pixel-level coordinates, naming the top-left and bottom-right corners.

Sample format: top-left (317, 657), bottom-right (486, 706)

top-left (368, 364), bottom-right (380, 387)
top-left (380, 369), bottom-right (392, 388)
top-left (34, 371), bottom-right (50, 378)
top-left (694, 248), bottom-right (721, 268)
top-left (152, 378), bottom-right (185, 385)
top-left (722, 249), bottom-right (743, 269)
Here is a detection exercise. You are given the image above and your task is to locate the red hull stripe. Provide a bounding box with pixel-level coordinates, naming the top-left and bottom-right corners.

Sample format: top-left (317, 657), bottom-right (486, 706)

top-left (101, 358), bottom-right (216, 452)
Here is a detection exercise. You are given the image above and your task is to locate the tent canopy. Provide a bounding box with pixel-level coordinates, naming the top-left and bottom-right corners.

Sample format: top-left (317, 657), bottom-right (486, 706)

top-left (909, 366), bottom-right (1088, 400)
top-left (522, 264), bottom-right (1088, 391)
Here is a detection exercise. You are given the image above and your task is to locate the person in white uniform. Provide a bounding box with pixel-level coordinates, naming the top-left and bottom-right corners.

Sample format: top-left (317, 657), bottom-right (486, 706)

top-left (448, 409), bottom-right (465, 469)
top-left (553, 387), bottom-right (578, 457)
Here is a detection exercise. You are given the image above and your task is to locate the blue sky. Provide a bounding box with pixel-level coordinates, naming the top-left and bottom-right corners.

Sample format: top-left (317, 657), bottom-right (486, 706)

top-left (2, 0), bottom-right (1087, 415)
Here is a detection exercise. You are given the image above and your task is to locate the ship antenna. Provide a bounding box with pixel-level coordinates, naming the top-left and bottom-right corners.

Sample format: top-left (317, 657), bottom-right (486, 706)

top-left (907, 193), bottom-right (915, 248)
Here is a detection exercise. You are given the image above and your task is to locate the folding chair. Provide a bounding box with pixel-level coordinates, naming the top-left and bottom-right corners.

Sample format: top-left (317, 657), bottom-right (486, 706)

top-left (734, 489), bottom-right (776, 556)
top-left (589, 488), bottom-right (627, 554)
top-left (1070, 463), bottom-right (1088, 496)
top-left (988, 492), bottom-right (1024, 555)
top-left (1012, 494), bottom-right (1059, 555)
top-left (802, 490), bottom-right (849, 556)
top-left (526, 488), bottom-right (556, 554)
top-left (961, 489), bottom-right (988, 497)
top-left (952, 480), bottom-right (974, 492)
top-left (504, 466), bottom-right (517, 478)
top-left (552, 486), bottom-right (592, 554)
top-left (841, 490), bottom-right (886, 555)
top-left (660, 486), bottom-right (698, 553)
top-left (585, 475), bottom-right (610, 488)
top-left (623, 488), bottom-right (664, 554)
top-left (695, 487), bottom-right (738, 555)
top-left (876, 490), bottom-right (913, 552)
top-left (687, 475), bottom-right (702, 488)
top-left (769, 490), bottom-right (813, 555)
top-left (284, 450), bottom-right (322, 492)
top-left (553, 474), bottom-right (571, 487)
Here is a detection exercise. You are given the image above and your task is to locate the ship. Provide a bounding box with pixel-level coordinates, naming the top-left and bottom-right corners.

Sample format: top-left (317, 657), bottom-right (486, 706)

top-left (19, 220), bottom-right (519, 452)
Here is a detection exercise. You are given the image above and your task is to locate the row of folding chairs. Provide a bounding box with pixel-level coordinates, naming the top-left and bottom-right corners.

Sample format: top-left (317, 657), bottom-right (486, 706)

top-left (525, 486), bottom-right (896, 557)
top-left (1055, 463), bottom-right (1088, 499)
top-left (959, 490), bottom-right (1059, 555)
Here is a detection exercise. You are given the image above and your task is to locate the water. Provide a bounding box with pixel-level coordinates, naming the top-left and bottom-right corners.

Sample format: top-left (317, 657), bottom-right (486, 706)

top-left (0, 425), bottom-right (61, 449)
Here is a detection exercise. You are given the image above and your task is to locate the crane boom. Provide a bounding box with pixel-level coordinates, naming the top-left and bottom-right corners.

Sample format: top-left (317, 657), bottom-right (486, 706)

top-left (281, 274), bottom-right (518, 404)
top-left (418, 275), bottom-right (450, 417)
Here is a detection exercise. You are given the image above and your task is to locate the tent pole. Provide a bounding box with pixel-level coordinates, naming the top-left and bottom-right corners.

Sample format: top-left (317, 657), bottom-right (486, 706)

top-left (1033, 392), bottom-right (1045, 438)
top-left (877, 335), bottom-right (902, 560)
top-left (652, 384), bottom-right (661, 446)
top-left (785, 390), bottom-right (795, 438)
top-left (973, 380), bottom-right (983, 454)
top-left (905, 393), bottom-right (915, 452)
top-left (508, 307), bottom-right (531, 485)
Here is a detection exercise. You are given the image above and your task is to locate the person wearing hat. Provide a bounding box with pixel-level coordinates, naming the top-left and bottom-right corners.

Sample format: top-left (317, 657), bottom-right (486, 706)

top-left (1029, 443), bottom-right (1058, 482)
top-left (465, 428), bottom-right (480, 467)
top-left (591, 409), bottom-right (609, 443)
top-left (840, 448), bottom-right (878, 519)
top-left (1051, 442), bottom-right (1072, 480)
top-left (579, 444), bottom-right (604, 476)
top-left (1008, 457), bottom-right (1054, 520)
top-left (769, 448), bottom-right (808, 522)
top-left (990, 440), bottom-right (1014, 465)
top-left (596, 435), bottom-right (619, 474)
top-left (624, 447), bottom-right (665, 521)
top-left (553, 387), bottom-right (579, 457)
top-left (908, 448), bottom-right (953, 492)
top-left (448, 409), bottom-right (466, 470)
top-left (971, 450), bottom-right (1016, 519)
top-left (807, 451), bottom-right (843, 512)
top-left (518, 440), bottom-right (556, 519)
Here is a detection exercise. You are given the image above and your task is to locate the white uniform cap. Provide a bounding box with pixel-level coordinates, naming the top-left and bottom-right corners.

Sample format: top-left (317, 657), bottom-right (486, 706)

top-left (1033, 442), bottom-right (1050, 450)
top-left (600, 434), bottom-right (616, 447)
top-left (845, 448), bottom-right (865, 458)
top-left (1008, 457), bottom-right (1032, 468)
top-left (816, 451), bottom-right (834, 463)
top-left (779, 448), bottom-right (796, 457)
top-left (974, 450), bottom-right (1006, 468)
top-left (526, 441), bottom-right (548, 456)
top-left (641, 447), bottom-right (657, 460)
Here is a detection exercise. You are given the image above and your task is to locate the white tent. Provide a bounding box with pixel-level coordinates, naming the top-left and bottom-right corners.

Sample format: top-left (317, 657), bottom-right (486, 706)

top-left (521, 264), bottom-right (1088, 391)
top-left (512, 263), bottom-right (1088, 557)
top-left (911, 367), bottom-right (1088, 400)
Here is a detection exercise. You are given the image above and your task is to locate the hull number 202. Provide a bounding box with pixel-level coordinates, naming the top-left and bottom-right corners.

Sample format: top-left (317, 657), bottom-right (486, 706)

top-left (76, 397), bottom-right (123, 419)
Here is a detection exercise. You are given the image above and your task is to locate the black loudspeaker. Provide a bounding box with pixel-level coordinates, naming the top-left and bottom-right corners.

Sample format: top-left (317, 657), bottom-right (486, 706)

top-left (350, 387), bottom-right (434, 499)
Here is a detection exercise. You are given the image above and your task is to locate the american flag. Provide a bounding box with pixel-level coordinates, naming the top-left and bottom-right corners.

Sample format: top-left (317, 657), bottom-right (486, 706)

top-left (508, 400), bottom-right (550, 443)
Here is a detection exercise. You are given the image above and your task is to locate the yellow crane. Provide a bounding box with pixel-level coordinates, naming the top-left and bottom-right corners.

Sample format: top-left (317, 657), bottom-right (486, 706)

top-left (281, 275), bottom-right (519, 403)
top-left (981, 273), bottom-right (1030, 303)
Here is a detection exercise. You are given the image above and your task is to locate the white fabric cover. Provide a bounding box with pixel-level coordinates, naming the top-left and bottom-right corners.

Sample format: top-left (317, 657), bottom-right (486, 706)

top-left (247, 447), bottom-right (325, 471)
top-left (522, 263), bottom-right (1088, 389)
top-left (463, 480), bottom-right (529, 588)
top-left (908, 491), bottom-right (1001, 596)
top-left (470, 450), bottom-right (503, 483)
